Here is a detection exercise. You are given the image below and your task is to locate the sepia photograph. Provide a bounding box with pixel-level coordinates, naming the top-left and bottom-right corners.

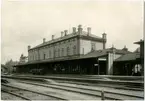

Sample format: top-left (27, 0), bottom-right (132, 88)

top-left (1, 0), bottom-right (144, 100)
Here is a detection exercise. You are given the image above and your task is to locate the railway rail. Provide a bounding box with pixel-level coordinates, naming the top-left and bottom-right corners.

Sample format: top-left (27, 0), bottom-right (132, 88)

top-left (1, 83), bottom-right (67, 100)
top-left (2, 89), bottom-right (31, 100)
top-left (54, 79), bottom-right (143, 91)
top-left (17, 80), bottom-right (144, 100)
top-left (2, 75), bottom-right (144, 91)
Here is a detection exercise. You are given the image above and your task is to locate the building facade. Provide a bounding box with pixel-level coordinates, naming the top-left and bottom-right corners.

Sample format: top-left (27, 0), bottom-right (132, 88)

top-left (15, 25), bottom-right (135, 75)
top-left (28, 25), bottom-right (106, 62)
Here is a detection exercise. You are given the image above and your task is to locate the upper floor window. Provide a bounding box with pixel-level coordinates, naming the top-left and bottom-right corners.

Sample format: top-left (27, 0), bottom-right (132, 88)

top-left (67, 47), bottom-right (70, 56)
top-left (49, 50), bottom-right (51, 58)
top-left (43, 53), bottom-right (46, 60)
top-left (91, 42), bottom-right (96, 51)
top-left (61, 48), bottom-right (64, 56)
top-left (73, 45), bottom-right (76, 55)
top-left (82, 48), bottom-right (84, 54)
top-left (33, 54), bottom-right (35, 60)
top-left (54, 49), bottom-right (57, 57)
top-left (58, 49), bottom-right (60, 57)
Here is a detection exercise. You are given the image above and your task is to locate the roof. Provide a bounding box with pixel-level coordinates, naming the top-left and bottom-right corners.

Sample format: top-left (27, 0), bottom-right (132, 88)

top-left (83, 47), bottom-right (131, 58)
top-left (15, 53), bottom-right (107, 66)
top-left (134, 40), bottom-right (144, 44)
top-left (82, 50), bottom-right (107, 58)
top-left (15, 47), bottom-right (131, 67)
top-left (29, 31), bottom-right (104, 50)
top-left (115, 53), bottom-right (140, 62)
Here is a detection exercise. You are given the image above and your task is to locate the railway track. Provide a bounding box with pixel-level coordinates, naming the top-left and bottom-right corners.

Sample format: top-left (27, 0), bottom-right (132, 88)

top-left (18, 80), bottom-right (144, 100)
top-left (54, 79), bottom-right (143, 91)
top-left (2, 75), bottom-right (144, 91)
top-left (2, 89), bottom-right (31, 100)
top-left (1, 83), bottom-right (67, 100)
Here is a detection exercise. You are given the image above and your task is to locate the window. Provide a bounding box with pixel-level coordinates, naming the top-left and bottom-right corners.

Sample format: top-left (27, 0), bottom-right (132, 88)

top-left (73, 45), bottom-right (76, 55)
top-left (33, 54), bottom-right (34, 60)
top-left (91, 42), bottom-right (96, 51)
top-left (49, 50), bottom-right (51, 58)
top-left (54, 49), bottom-right (57, 57)
top-left (43, 53), bottom-right (46, 59)
top-left (67, 47), bottom-right (70, 56)
top-left (82, 48), bottom-right (84, 54)
top-left (33, 55), bottom-right (34, 60)
top-left (61, 48), bottom-right (64, 56)
top-left (58, 49), bottom-right (60, 57)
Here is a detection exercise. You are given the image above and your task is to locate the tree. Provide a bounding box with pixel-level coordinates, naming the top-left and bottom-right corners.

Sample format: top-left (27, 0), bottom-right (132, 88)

top-left (5, 59), bottom-right (18, 74)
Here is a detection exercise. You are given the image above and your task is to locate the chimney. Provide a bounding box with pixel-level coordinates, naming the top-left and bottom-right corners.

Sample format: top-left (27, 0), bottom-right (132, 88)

top-left (102, 33), bottom-right (107, 39)
top-left (87, 27), bottom-right (91, 35)
top-left (61, 31), bottom-right (64, 37)
top-left (111, 44), bottom-right (116, 53)
top-left (102, 33), bottom-right (107, 49)
top-left (78, 25), bottom-right (83, 34)
top-left (21, 54), bottom-right (23, 57)
top-left (52, 35), bottom-right (54, 40)
top-left (43, 38), bottom-right (46, 43)
top-left (28, 45), bottom-right (31, 50)
top-left (122, 45), bottom-right (128, 51)
top-left (64, 30), bottom-right (68, 36)
top-left (72, 27), bottom-right (76, 33)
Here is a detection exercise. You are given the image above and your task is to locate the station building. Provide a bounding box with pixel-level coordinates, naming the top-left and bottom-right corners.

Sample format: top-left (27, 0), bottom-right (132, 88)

top-left (114, 40), bottom-right (144, 76)
top-left (15, 25), bottom-right (131, 75)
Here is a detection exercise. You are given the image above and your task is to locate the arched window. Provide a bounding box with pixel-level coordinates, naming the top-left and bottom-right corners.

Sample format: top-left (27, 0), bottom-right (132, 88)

top-left (67, 47), bottom-right (70, 56)
top-left (73, 45), bottom-right (76, 55)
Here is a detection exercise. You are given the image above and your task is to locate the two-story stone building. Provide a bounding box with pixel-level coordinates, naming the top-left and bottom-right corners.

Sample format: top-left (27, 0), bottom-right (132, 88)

top-left (28, 25), bottom-right (106, 61)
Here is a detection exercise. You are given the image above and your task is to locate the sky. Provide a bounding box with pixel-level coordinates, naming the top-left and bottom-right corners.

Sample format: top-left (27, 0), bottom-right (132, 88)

top-left (1, 0), bottom-right (144, 64)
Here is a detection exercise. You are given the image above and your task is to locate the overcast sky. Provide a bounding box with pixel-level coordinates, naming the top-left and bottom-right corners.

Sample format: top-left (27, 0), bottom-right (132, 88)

top-left (1, 0), bottom-right (144, 64)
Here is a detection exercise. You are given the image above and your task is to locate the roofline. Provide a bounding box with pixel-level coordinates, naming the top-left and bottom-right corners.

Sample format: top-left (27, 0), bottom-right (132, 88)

top-left (28, 34), bottom-right (104, 51)
top-left (14, 54), bottom-right (107, 67)
top-left (134, 40), bottom-right (144, 44)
